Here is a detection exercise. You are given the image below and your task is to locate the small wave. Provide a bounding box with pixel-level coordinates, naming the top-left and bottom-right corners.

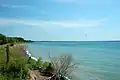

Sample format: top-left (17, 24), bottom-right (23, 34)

top-left (31, 56), bottom-right (38, 61)
top-left (25, 49), bottom-right (38, 61)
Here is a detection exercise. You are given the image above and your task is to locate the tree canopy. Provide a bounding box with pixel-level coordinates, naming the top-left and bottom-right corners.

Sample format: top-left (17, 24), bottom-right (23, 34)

top-left (0, 33), bottom-right (33, 45)
top-left (0, 34), bottom-right (7, 45)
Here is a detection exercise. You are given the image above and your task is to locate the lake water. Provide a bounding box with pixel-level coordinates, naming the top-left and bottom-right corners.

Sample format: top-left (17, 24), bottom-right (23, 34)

top-left (26, 41), bottom-right (120, 80)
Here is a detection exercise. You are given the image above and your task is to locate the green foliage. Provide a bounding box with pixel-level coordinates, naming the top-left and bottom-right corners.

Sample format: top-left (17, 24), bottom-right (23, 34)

top-left (43, 62), bottom-right (50, 68)
top-left (0, 57), bottom-right (29, 80)
top-left (6, 37), bottom-right (25, 44)
top-left (27, 57), bottom-right (52, 71)
top-left (27, 58), bottom-right (37, 69)
top-left (0, 44), bottom-right (54, 80)
top-left (27, 57), bottom-right (43, 70)
top-left (6, 37), bottom-right (16, 43)
top-left (0, 34), bottom-right (7, 45)
top-left (0, 75), bottom-right (8, 80)
top-left (35, 57), bottom-right (43, 69)
top-left (0, 34), bottom-right (6, 40)
top-left (0, 33), bottom-right (33, 45)
top-left (42, 62), bottom-right (53, 73)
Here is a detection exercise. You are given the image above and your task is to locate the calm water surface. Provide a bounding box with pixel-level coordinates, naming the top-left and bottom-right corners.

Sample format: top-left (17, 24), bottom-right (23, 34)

top-left (26, 41), bottom-right (120, 80)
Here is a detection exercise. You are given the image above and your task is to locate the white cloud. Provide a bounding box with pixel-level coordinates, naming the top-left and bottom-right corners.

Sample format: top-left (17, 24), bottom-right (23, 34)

top-left (50, 0), bottom-right (78, 3)
top-left (0, 18), bottom-right (105, 28)
top-left (49, 0), bottom-right (113, 4)
top-left (0, 4), bottom-right (29, 8)
top-left (0, 4), bottom-right (46, 14)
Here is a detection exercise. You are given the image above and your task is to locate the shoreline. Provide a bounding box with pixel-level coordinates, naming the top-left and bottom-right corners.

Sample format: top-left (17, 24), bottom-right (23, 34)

top-left (25, 49), bottom-right (38, 61)
top-left (0, 43), bottom-right (74, 80)
top-left (10, 43), bottom-right (38, 61)
top-left (21, 44), bottom-right (38, 61)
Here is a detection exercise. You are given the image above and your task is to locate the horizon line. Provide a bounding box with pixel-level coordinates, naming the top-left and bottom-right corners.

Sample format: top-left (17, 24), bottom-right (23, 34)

top-left (33, 40), bottom-right (120, 42)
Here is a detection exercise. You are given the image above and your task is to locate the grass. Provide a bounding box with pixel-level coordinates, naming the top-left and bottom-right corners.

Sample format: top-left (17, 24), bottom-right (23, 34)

top-left (0, 44), bottom-right (52, 80)
top-left (0, 44), bottom-right (78, 80)
top-left (0, 44), bottom-right (29, 80)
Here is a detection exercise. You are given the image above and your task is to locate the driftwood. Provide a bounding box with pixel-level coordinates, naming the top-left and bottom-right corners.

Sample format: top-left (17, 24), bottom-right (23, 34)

top-left (48, 54), bottom-right (76, 80)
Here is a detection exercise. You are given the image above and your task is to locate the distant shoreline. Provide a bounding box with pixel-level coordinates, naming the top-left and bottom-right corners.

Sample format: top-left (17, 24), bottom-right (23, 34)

top-left (32, 40), bottom-right (120, 42)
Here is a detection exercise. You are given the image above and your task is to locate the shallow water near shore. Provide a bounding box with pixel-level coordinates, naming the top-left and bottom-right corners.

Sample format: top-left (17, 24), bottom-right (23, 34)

top-left (25, 41), bottom-right (120, 80)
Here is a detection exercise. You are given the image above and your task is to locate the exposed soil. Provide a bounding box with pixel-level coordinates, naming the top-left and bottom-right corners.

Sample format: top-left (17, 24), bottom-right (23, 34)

top-left (29, 70), bottom-right (51, 80)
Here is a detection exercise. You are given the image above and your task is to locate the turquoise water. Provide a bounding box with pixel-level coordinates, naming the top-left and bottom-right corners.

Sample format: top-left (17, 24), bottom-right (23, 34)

top-left (26, 41), bottom-right (120, 80)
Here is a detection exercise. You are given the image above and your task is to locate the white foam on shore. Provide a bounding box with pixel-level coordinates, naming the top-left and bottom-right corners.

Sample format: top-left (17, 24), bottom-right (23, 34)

top-left (25, 49), bottom-right (38, 61)
top-left (26, 50), bottom-right (31, 57)
top-left (31, 56), bottom-right (38, 61)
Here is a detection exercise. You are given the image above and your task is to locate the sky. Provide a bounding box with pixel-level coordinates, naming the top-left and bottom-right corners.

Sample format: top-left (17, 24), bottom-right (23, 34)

top-left (0, 0), bottom-right (120, 41)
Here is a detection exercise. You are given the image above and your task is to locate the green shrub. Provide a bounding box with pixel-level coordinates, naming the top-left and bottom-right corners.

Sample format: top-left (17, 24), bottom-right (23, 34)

top-left (27, 57), bottom-right (52, 71)
top-left (27, 57), bottom-right (37, 69)
top-left (43, 62), bottom-right (49, 68)
top-left (35, 57), bottom-right (43, 69)
top-left (0, 57), bottom-right (29, 80)
top-left (0, 34), bottom-right (7, 45)
top-left (27, 57), bottom-right (43, 70)
top-left (0, 75), bottom-right (8, 80)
